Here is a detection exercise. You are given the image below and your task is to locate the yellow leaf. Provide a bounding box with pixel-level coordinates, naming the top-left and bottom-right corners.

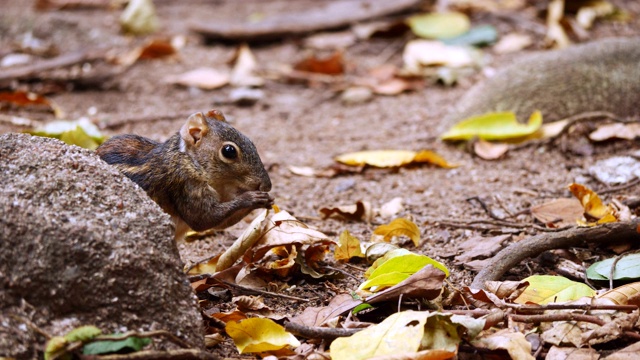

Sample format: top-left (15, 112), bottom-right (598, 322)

top-left (373, 218), bottom-right (421, 246)
top-left (514, 275), bottom-right (596, 305)
top-left (226, 318), bottom-right (300, 354)
top-left (334, 230), bottom-right (365, 261)
top-left (406, 12), bottom-right (470, 39)
top-left (568, 183), bottom-right (616, 221)
top-left (335, 150), bottom-right (457, 168)
top-left (441, 111), bottom-right (543, 141)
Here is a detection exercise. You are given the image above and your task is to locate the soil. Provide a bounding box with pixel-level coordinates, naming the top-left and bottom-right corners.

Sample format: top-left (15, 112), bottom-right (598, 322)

top-left (2, 0), bottom-right (640, 358)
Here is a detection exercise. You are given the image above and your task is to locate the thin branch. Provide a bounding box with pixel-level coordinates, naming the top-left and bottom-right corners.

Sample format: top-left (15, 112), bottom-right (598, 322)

top-left (82, 349), bottom-right (220, 360)
top-left (0, 48), bottom-right (106, 83)
top-left (284, 321), bottom-right (361, 340)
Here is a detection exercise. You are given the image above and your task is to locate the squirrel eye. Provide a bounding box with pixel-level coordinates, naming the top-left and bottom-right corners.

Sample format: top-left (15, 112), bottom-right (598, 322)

top-left (220, 143), bottom-right (239, 160)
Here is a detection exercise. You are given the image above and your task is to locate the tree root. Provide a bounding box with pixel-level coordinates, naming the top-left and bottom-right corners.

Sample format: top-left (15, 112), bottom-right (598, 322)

top-left (471, 219), bottom-right (640, 289)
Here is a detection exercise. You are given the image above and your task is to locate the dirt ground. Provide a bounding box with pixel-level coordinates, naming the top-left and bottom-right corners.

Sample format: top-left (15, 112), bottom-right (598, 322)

top-left (2, 0), bottom-right (640, 358)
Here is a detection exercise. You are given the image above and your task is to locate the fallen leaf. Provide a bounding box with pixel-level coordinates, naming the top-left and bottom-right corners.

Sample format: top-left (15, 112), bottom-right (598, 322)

top-left (335, 149), bottom-right (458, 168)
top-left (0, 91), bottom-right (63, 117)
top-left (365, 243), bottom-right (400, 264)
top-left (303, 31), bottom-right (357, 50)
top-left (576, 0), bottom-right (615, 29)
top-left (378, 197), bottom-right (404, 219)
top-left (587, 255), bottom-right (640, 281)
top-left (546, 346), bottom-right (599, 359)
top-left (83, 335), bottom-right (151, 355)
top-left (472, 329), bottom-right (534, 360)
top-left (230, 44), bottom-right (264, 87)
top-left (454, 235), bottom-right (509, 264)
top-left (361, 253), bottom-right (449, 291)
top-left (473, 139), bottom-right (509, 160)
top-left (226, 318), bottom-right (300, 354)
top-left (294, 51), bottom-right (344, 75)
top-left (406, 12), bottom-right (470, 39)
top-left (441, 111), bottom-right (543, 141)
top-left (290, 293), bottom-right (361, 327)
top-left (403, 40), bottom-right (478, 75)
top-left (120, 0), bottom-right (158, 35)
top-left (493, 33), bottom-right (533, 54)
top-left (568, 183), bottom-right (617, 223)
top-left (372, 218), bottom-right (420, 246)
top-left (589, 123), bottom-right (640, 141)
top-left (334, 230), bottom-right (365, 261)
top-left (514, 275), bottom-right (596, 305)
top-left (29, 117), bottom-right (106, 150)
top-left (164, 67), bottom-right (230, 90)
top-left (598, 282), bottom-right (640, 306)
top-left (341, 86), bottom-right (373, 104)
top-left (545, 0), bottom-right (570, 48)
top-left (442, 25), bottom-right (498, 46)
top-left (531, 198), bottom-right (583, 228)
top-left (319, 201), bottom-right (373, 222)
top-left (365, 265), bottom-right (447, 304)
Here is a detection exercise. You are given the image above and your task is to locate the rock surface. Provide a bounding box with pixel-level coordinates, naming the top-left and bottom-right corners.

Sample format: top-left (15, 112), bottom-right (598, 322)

top-left (0, 133), bottom-right (203, 358)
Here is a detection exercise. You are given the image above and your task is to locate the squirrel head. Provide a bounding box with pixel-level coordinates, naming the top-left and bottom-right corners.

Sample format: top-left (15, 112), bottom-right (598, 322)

top-left (179, 110), bottom-right (271, 200)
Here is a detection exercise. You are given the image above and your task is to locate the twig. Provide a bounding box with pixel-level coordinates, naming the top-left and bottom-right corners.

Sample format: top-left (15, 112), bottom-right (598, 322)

top-left (323, 265), bottom-right (361, 281)
top-left (284, 321), bottom-right (361, 340)
top-left (0, 48), bottom-right (106, 84)
top-left (466, 196), bottom-right (504, 220)
top-left (82, 349), bottom-right (220, 360)
top-left (343, 263), bottom-right (366, 273)
top-left (429, 218), bottom-right (570, 232)
top-left (471, 219), bottom-right (640, 289)
top-left (503, 303), bottom-right (638, 312)
top-left (8, 314), bottom-right (52, 339)
top-left (598, 178), bottom-right (640, 195)
top-left (217, 279), bottom-right (312, 302)
top-left (608, 250), bottom-right (640, 290)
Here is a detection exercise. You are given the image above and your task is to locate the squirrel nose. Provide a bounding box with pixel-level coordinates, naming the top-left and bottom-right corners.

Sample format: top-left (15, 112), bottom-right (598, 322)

top-left (259, 176), bottom-right (272, 192)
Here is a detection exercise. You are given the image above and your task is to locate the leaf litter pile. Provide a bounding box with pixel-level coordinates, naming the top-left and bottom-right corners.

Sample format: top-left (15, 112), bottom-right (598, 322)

top-left (3, 0), bottom-right (640, 359)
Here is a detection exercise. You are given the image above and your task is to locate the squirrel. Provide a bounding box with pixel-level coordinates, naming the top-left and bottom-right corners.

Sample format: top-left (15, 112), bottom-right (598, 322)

top-left (444, 37), bottom-right (640, 125)
top-left (95, 109), bottom-right (274, 239)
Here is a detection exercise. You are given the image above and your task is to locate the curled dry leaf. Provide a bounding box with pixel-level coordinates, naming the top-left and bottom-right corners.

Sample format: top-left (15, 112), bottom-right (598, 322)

top-left (230, 44), bottom-right (264, 87)
top-left (320, 201), bottom-right (373, 222)
top-left (589, 123), bottom-right (640, 141)
top-left (164, 67), bottom-right (230, 90)
top-left (290, 293), bottom-right (361, 327)
top-left (0, 91), bottom-right (63, 117)
top-left (334, 230), bottom-right (365, 261)
top-left (568, 183), bottom-right (617, 224)
top-left (335, 149), bottom-right (458, 168)
top-left (372, 218), bottom-right (421, 246)
top-left (473, 139), bottom-right (509, 160)
top-left (472, 329), bottom-right (534, 360)
top-left (403, 40), bottom-right (478, 76)
top-left (545, 0), bottom-right (570, 48)
top-left (454, 235), bottom-right (510, 264)
top-left (597, 282), bottom-right (640, 306)
top-left (378, 197), bottom-right (404, 219)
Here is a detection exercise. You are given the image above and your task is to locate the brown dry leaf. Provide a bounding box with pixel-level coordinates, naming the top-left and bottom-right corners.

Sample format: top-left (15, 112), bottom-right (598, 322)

top-left (483, 281), bottom-right (529, 301)
top-left (290, 293), bottom-right (361, 327)
top-left (334, 230), bottom-right (365, 261)
top-left (0, 91), bottom-right (63, 117)
top-left (365, 265), bottom-right (446, 304)
top-left (294, 51), bottom-right (344, 75)
top-left (531, 198), bottom-right (583, 228)
top-left (605, 341), bottom-right (640, 359)
top-left (589, 123), bottom-right (640, 141)
top-left (187, 254), bottom-right (220, 276)
top-left (576, 0), bottom-right (616, 29)
top-left (230, 43), bottom-right (264, 87)
top-left (164, 67), bottom-right (230, 90)
top-left (454, 235), bottom-right (509, 264)
top-left (233, 295), bottom-right (270, 312)
top-left (472, 329), bottom-right (534, 360)
top-left (244, 210), bottom-right (334, 263)
top-left (320, 201), bottom-right (373, 222)
top-left (568, 183), bottom-right (617, 223)
top-left (546, 346), bottom-right (600, 359)
top-left (206, 309), bottom-right (247, 324)
top-left (368, 350), bottom-right (456, 360)
top-left (598, 282), bottom-right (640, 306)
top-left (473, 139), bottom-right (509, 160)
top-left (115, 38), bottom-right (178, 66)
top-left (269, 245), bottom-right (298, 278)
top-left (583, 311), bottom-right (639, 345)
top-left (373, 218), bottom-right (420, 246)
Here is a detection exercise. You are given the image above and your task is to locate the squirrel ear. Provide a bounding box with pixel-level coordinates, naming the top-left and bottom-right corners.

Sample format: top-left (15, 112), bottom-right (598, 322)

top-left (205, 109), bottom-right (227, 122)
top-left (180, 113), bottom-right (210, 147)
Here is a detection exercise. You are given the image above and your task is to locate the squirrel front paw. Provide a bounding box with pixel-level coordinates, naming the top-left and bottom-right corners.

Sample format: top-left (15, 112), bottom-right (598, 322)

top-left (239, 191), bottom-right (274, 209)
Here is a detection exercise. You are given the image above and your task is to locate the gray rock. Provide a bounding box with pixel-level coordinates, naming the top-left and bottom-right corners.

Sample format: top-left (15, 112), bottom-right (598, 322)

top-left (0, 133), bottom-right (203, 358)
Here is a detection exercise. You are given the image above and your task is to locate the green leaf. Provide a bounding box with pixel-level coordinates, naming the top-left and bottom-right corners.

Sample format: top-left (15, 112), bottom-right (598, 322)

top-left (514, 275), bottom-right (596, 304)
top-left (587, 254), bottom-right (640, 281)
top-left (441, 111), bottom-right (543, 141)
top-left (28, 118), bottom-right (106, 149)
top-left (45, 336), bottom-right (69, 360)
top-left (64, 325), bottom-right (102, 342)
top-left (83, 336), bottom-right (151, 355)
top-left (442, 25), bottom-right (498, 46)
top-left (352, 303), bottom-right (374, 314)
top-left (360, 253), bottom-right (449, 291)
top-left (406, 12), bottom-right (470, 39)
